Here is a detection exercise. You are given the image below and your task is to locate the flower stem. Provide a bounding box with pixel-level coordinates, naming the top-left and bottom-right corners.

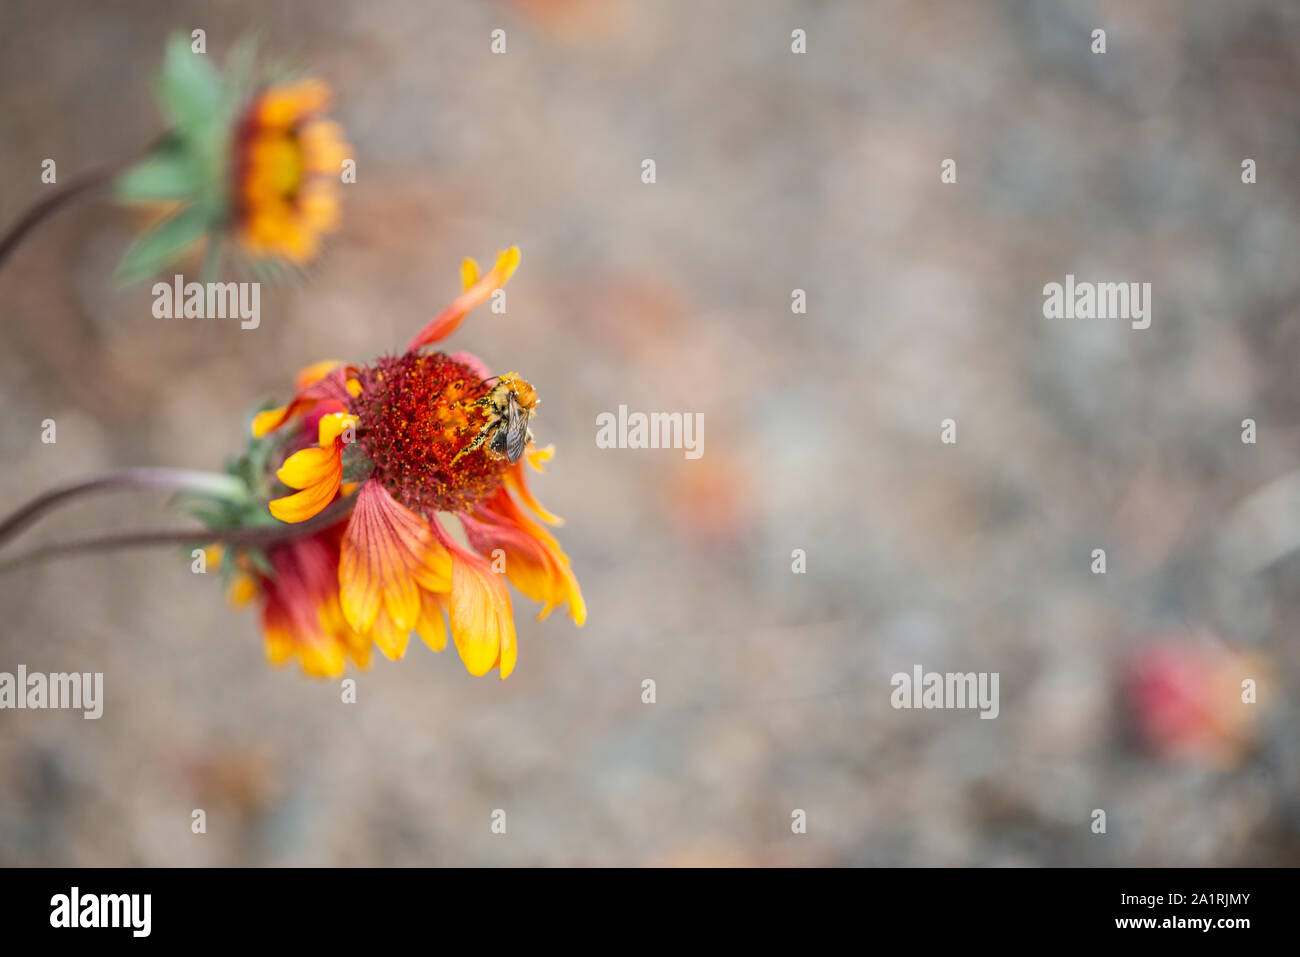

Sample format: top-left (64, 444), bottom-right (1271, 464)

top-left (0, 136), bottom-right (162, 274)
top-left (0, 499), bottom-right (353, 575)
top-left (0, 467), bottom-right (249, 549)
top-left (0, 167), bottom-right (113, 272)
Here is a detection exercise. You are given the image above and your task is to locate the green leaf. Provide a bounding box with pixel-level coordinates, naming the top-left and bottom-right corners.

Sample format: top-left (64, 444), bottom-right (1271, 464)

top-left (114, 141), bottom-right (199, 202)
top-left (113, 205), bottom-right (209, 285)
top-left (158, 33), bottom-right (223, 135)
top-left (221, 33), bottom-right (262, 112)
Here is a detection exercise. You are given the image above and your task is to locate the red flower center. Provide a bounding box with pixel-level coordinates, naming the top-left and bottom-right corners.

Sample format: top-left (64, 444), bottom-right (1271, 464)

top-left (351, 352), bottom-right (510, 515)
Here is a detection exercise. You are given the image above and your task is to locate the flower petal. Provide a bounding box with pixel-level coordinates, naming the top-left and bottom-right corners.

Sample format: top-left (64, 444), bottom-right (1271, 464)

top-left (461, 514), bottom-right (556, 619)
top-left (256, 525), bottom-right (366, 678)
top-left (431, 516), bottom-right (517, 679)
top-left (467, 489), bottom-right (586, 626)
top-left (256, 78), bottom-right (332, 129)
top-left (339, 480), bottom-right (451, 634)
top-left (406, 247), bottom-right (520, 351)
top-left (460, 258), bottom-right (479, 291)
top-left (294, 359), bottom-right (344, 390)
top-left (266, 412), bottom-right (358, 524)
top-left (252, 364), bottom-right (357, 438)
top-left (505, 459), bottom-right (564, 526)
top-left (526, 443), bottom-right (555, 473)
top-left (416, 590), bottom-right (448, 653)
top-left (267, 440), bottom-right (344, 523)
top-left (227, 572), bottom-right (259, 607)
top-left (370, 607), bottom-right (411, 661)
top-left (275, 444), bottom-right (340, 489)
top-left (317, 411), bottom-right (358, 445)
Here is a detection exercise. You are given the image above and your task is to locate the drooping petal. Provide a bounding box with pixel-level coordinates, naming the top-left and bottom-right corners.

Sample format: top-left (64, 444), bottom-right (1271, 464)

top-left (430, 516), bottom-right (517, 679)
top-left (461, 514), bottom-right (555, 618)
top-left (369, 607), bottom-right (412, 661)
top-left (416, 590), bottom-right (448, 653)
top-left (226, 572), bottom-right (259, 607)
top-left (466, 488), bottom-right (586, 626)
top-left (505, 457), bottom-right (564, 526)
top-left (256, 523), bottom-right (368, 678)
top-left (406, 247), bottom-right (520, 351)
top-left (338, 480), bottom-right (451, 635)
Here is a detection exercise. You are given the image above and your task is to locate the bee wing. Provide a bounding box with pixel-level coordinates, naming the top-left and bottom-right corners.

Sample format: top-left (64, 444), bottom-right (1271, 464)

top-left (504, 397), bottom-right (530, 463)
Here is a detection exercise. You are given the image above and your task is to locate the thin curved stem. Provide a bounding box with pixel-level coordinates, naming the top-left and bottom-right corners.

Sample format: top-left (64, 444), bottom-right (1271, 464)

top-left (0, 134), bottom-right (163, 274)
top-left (0, 167), bottom-right (112, 272)
top-left (0, 468), bottom-right (248, 549)
top-left (0, 499), bottom-right (354, 575)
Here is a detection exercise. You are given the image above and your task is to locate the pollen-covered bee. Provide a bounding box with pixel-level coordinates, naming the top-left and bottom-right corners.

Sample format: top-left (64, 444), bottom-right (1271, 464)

top-left (453, 372), bottom-right (538, 464)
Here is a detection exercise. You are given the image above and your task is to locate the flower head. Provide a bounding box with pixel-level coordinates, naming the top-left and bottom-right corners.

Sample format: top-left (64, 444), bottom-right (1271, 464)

top-left (233, 79), bottom-right (349, 263)
top-left (215, 248), bottom-right (584, 678)
top-left (114, 35), bottom-right (351, 283)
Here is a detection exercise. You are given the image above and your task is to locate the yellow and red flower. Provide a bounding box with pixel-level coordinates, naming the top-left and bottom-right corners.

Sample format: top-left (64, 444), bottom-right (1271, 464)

top-left (232, 521), bottom-right (373, 677)
top-left (232, 248), bottom-right (584, 678)
top-left (233, 79), bottom-right (350, 264)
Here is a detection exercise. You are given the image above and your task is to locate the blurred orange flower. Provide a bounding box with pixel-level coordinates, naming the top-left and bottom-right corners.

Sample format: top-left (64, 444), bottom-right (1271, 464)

top-left (113, 37), bottom-right (352, 282)
top-left (233, 79), bottom-right (350, 264)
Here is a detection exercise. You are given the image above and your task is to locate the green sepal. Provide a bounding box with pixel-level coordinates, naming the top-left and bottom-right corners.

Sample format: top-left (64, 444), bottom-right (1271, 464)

top-left (114, 137), bottom-right (200, 202)
top-left (158, 34), bottom-right (223, 136)
top-left (340, 445), bottom-right (374, 485)
top-left (113, 204), bottom-right (209, 285)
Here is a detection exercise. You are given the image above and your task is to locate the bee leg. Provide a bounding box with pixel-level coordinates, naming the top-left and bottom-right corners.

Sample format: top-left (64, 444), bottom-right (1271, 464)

top-left (451, 423), bottom-right (493, 465)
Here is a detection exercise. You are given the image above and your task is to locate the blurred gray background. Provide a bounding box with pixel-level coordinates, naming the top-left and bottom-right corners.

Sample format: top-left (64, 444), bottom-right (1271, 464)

top-left (1, 0), bottom-right (1298, 865)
